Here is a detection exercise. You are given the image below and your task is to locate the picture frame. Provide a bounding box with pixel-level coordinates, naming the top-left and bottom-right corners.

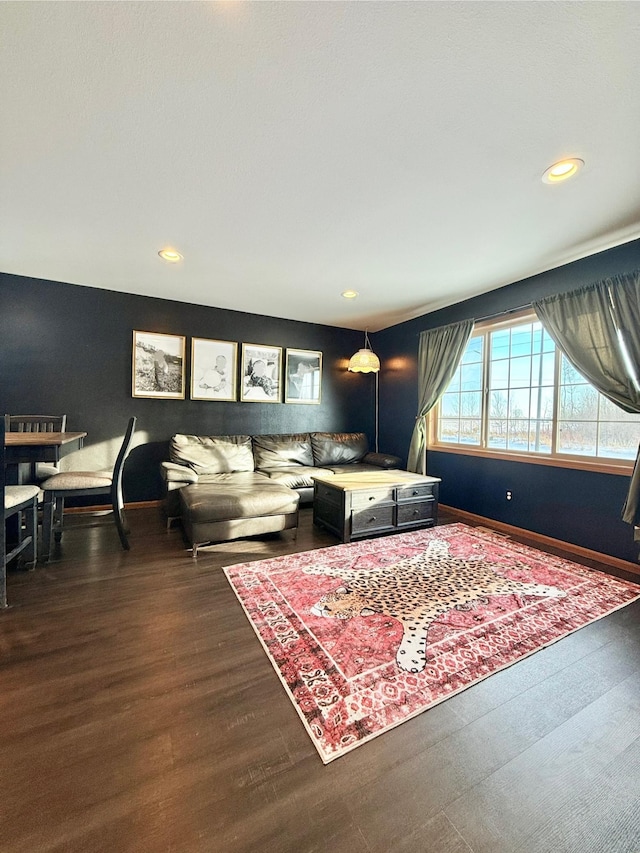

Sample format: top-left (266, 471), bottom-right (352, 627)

top-left (240, 343), bottom-right (282, 402)
top-left (285, 348), bottom-right (322, 404)
top-left (190, 338), bottom-right (238, 401)
top-left (132, 330), bottom-right (186, 399)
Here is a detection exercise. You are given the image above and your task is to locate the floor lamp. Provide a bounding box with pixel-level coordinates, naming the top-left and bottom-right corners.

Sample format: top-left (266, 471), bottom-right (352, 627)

top-left (348, 331), bottom-right (380, 452)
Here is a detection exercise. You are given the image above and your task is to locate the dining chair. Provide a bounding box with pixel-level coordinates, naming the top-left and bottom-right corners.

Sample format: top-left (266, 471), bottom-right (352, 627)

top-left (2, 418), bottom-right (39, 608)
top-left (5, 414), bottom-right (68, 484)
top-left (40, 417), bottom-right (137, 560)
top-left (5, 415), bottom-right (67, 433)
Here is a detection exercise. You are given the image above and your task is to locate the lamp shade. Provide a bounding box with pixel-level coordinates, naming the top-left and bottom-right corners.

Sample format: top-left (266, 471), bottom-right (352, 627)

top-left (348, 348), bottom-right (380, 373)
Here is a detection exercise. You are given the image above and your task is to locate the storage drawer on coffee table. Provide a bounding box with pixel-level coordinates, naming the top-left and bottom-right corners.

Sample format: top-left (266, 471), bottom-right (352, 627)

top-left (315, 482), bottom-right (342, 506)
top-left (396, 499), bottom-right (436, 528)
top-left (351, 487), bottom-right (394, 509)
top-left (395, 482), bottom-right (437, 502)
top-left (351, 505), bottom-right (395, 536)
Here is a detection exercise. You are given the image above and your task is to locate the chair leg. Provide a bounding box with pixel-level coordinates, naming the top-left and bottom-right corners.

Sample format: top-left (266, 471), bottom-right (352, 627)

top-left (42, 493), bottom-right (56, 561)
top-left (22, 499), bottom-right (37, 570)
top-left (1, 517), bottom-right (7, 610)
top-left (111, 477), bottom-right (130, 550)
top-left (53, 496), bottom-right (64, 542)
top-left (112, 496), bottom-right (130, 550)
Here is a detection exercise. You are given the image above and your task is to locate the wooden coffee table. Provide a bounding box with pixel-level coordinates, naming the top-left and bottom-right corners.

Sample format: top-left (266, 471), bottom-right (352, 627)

top-left (312, 470), bottom-right (441, 543)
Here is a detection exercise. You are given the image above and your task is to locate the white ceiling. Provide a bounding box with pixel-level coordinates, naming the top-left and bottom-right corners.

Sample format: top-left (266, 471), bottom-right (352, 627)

top-left (2, 2), bottom-right (640, 332)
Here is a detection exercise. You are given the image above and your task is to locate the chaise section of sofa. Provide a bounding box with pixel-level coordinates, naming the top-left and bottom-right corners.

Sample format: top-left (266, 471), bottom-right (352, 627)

top-left (160, 431), bottom-right (403, 553)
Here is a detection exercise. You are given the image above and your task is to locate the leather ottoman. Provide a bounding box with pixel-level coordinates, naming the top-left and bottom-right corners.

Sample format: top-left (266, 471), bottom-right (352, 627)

top-left (179, 481), bottom-right (299, 556)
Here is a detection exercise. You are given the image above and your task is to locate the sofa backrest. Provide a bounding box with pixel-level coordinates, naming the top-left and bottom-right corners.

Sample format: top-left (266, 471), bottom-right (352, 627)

top-left (170, 434), bottom-right (254, 474)
top-left (252, 433), bottom-right (314, 470)
top-left (310, 432), bottom-right (368, 466)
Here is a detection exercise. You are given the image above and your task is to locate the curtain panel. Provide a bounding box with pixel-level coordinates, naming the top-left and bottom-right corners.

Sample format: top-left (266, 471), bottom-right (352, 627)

top-left (407, 319), bottom-right (474, 474)
top-left (533, 270), bottom-right (640, 528)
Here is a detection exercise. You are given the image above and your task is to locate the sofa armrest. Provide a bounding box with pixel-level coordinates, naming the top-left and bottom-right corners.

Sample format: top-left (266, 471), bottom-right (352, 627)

top-left (362, 451), bottom-right (403, 469)
top-left (161, 461), bottom-right (199, 487)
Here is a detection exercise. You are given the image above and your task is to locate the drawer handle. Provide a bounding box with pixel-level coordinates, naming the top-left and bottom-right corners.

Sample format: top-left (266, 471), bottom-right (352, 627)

top-left (413, 509), bottom-right (420, 515)
top-left (369, 516), bottom-right (376, 522)
top-left (412, 490), bottom-right (419, 495)
top-left (369, 496), bottom-right (375, 501)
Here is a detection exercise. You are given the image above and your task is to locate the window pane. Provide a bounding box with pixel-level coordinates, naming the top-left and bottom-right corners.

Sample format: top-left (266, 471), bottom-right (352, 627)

top-left (439, 419), bottom-right (460, 443)
top-left (508, 389), bottom-right (530, 418)
top-left (510, 327), bottom-right (532, 357)
top-left (440, 393), bottom-right (460, 417)
top-left (529, 420), bottom-right (553, 453)
top-left (530, 353), bottom-right (555, 387)
top-left (491, 330), bottom-right (510, 361)
top-left (559, 385), bottom-right (598, 420)
top-left (461, 362), bottom-right (482, 391)
top-left (489, 391), bottom-right (509, 419)
top-left (460, 391), bottom-right (481, 417)
top-left (598, 422), bottom-right (640, 460)
top-left (490, 359), bottom-right (509, 390)
top-left (460, 419), bottom-right (481, 445)
top-left (488, 420), bottom-right (507, 448)
top-left (537, 387), bottom-right (554, 419)
top-left (507, 420), bottom-right (530, 451)
top-left (532, 327), bottom-right (543, 355)
top-left (541, 352), bottom-right (555, 385)
top-left (558, 421), bottom-right (597, 456)
top-left (509, 355), bottom-right (532, 387)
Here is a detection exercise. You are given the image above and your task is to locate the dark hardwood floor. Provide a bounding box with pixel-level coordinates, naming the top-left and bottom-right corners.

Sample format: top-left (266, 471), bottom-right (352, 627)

top-left (1, 507), bottom-right (639, 853)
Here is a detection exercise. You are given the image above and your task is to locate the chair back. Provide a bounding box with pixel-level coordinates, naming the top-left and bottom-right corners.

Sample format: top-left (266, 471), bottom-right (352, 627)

top-left (111, 417), bottom-right (137, 502)
top-left (6, 415), bottom-right (67, 433)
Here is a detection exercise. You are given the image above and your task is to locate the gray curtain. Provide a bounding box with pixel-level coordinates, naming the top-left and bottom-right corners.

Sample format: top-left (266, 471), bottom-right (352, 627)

top-left (407, 319), bottom-right (474, 474)
top-left (533, 271), bottom-right (640, 528)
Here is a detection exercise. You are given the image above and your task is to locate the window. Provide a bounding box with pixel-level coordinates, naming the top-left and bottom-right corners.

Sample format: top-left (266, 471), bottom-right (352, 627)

top-left (432, 313), bottom-right (640, 470)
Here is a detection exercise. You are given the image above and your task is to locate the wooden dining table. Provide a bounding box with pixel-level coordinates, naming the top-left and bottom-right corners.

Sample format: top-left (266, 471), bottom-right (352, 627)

top-left (4, 431), bottom-right (87, 484)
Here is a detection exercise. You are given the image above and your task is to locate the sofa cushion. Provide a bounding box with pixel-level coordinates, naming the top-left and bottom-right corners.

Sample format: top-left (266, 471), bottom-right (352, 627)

top-left (252, 433), bottom-right (314, 470)
top-left (195, 472), bottom-right (270, 486)
top-left (261, 465), bottom-right (334, 489)
top-left (311, 432), bottom-right (368, 466)
top-left (170, 434), bottom-right (254, 474)
top-left (363, 451), bottom-right (403, 469)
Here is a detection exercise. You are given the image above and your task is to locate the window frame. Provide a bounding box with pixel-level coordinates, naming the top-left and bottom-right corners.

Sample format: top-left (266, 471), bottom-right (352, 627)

top-left (427, 310), bottom-right (638, 476)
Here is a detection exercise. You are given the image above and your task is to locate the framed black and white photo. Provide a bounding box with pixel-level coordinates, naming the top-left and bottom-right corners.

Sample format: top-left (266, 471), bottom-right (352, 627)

top-left (191, 338), bottom-right (237, 401)
top-left (240, 343), bottom-right (282, 402)
top-left (285, 348), bottom-right (322, 404)
top-left (132, 330), bottom-right (185, 399)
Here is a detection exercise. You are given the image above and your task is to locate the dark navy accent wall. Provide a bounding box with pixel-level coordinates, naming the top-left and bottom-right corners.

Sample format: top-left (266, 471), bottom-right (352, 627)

top-left (0, 273), bottom-right (373, 502)
top-left (376, 238), bottom-right (640, 563)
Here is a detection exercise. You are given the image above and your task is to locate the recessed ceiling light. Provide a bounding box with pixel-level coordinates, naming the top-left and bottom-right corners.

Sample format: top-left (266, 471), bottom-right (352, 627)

top-left (158, 248), bottom-right (183, 263)
top-left (542, 158), bottom-right (584, 184)
top-left (342, 290), bottom-right (359, 299)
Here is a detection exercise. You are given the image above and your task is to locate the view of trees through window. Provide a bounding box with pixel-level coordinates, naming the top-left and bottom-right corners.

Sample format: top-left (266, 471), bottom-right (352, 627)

top-left (436, 317), bottom-right (640, 462)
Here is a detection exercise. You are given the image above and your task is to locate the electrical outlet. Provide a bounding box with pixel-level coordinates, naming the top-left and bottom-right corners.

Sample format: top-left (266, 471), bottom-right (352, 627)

top-left (506, 490), bottom-right (512, 501)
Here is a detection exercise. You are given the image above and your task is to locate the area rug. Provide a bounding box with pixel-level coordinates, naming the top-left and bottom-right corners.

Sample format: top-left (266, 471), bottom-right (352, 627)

top-left (223, 523), bottom-right (640, 763)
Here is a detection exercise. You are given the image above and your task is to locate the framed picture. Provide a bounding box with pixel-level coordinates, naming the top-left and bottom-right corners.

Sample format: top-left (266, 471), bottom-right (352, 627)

top-left (240, 343), bottom-right (282, 402)
top-left (285, 348), bottom-right (322, 404)
top-left (191, 338), bottom-right (237, 401)
top-left (132, 330), bottom-right (186, 399)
